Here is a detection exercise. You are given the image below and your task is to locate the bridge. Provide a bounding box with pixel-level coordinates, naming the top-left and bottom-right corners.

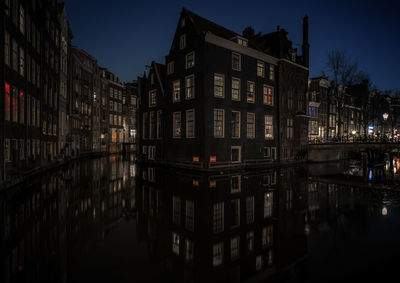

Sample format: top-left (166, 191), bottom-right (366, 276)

top-left (308, 142), bottom-right (400, 162)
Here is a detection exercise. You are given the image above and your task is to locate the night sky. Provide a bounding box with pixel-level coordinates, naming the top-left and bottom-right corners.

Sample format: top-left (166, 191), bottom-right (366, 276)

top-left (65, 0), bottom-right (400, 91)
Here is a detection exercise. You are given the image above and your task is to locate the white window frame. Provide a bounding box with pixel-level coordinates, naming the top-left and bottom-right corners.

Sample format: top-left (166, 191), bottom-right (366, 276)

top-left (213, 109), bottom-right (225, 138)
top-left (231, 77), bottom-right (241, 101)
top-left (167, 61), bottom-right (174, 75)
top-left (214, 73), bottom-right (225, 98)
top-left (257, 61), bottom-right (265, 77)
top-left (185, 74), bottom-right (195, 99)
top-left (185, 51), bottom-right (195, 69)
top-left (263, 85), bottom-right (274, 105)
top-left (231, 111), bottom-right (240, 139)
top-left (247, 81), bottom-right (255, 103)
top-left (149, 90), bottom-right (156, 107)
top-left (232, 52), bottom-right (241, 71)
top-left (247, 112), bottom-right (255, 139)
top-left (186, 109), bottom-right (195, 138)
top-left (231, 146), bottom-right (241, 163)
top-left (173, 80), bottom-right (180, 102)
top-left (264, 115), bottom-right (274, 140)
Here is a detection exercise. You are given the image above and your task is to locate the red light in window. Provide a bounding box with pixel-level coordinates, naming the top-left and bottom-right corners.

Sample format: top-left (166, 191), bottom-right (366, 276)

top-left (20, 91), bottom-right (24, 97)
top-left (210, 156), bottom-right (216, 163)
top-left (5, 83), bottom-right (10, 93)
top-left (210, 180), bottom-right (216, 188)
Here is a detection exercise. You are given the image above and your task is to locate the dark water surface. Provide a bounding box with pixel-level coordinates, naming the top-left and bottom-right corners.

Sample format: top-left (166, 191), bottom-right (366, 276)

top-left (2, 156), bottom-right (400, 283)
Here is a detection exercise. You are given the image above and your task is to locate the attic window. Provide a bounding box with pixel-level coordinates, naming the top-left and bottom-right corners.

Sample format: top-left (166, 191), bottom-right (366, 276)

top-left (236, 37), bottom-right (248, 47)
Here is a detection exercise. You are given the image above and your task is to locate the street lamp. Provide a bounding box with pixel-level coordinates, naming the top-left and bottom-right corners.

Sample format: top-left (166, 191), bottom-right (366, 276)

top-left (383, 113), bottom-right (389, 140)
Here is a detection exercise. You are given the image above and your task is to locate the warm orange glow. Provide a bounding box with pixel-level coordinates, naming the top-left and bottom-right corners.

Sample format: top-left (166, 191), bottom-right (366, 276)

top-left (210, 180), bottom-right (216, 188)
top-left (210, 156), bottom-right (216, 163)
top-left (193, 156), bottom-right (199, 162)
top-left (193, 179), bottom-right (199, 186)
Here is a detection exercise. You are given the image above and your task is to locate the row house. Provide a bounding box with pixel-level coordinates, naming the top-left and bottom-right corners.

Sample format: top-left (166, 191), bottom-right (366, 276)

top-left (1, 0), bottom-right (65, 181)
top-left (138, 8), bottom-right (309, 169)
top-left (123, 80), bottom-right (138, 153)
top-left (307, 77), bottom-right (330, 141)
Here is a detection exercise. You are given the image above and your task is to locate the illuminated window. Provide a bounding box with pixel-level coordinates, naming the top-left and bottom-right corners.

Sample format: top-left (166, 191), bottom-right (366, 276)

top-left (262, 225), bottom-right (273, 248)
top-left (264, 192), bottom-right (273, 218)
top-left (263, 85), bottom-right (274, 105)
top-left (149, 90), bottom-right (156, 107)
top-left (247, 81), bottom-right (255, 103)
top-left (269, 65), bottom-right (275, 80)
top-left (172, 232), bottom-right (180, 255)
top-left (257, 61), bottom-right (265, 77)
top-left (232, 78), bottom-right (240, 101)
top-left (5, 83), bottom-right (10, 121)
top-left (264, 115), bottom-right (273, 139)
top-left (185, 51), bottom-right (195, 69)
top-left (180, 34), bottom-right (186, 49)
top-left (214, 74), bottom-right (224, 98)
top-left (173, 80), bottom-right (180, 102)
top-left (186, 109), bottom-right (195, 138)
top-left (173, 112), bottom-right (181, 138)
top-left (213, 109), bottom-right (224, 138)
top-left (231, 111), bottom-right (240, 138)
top-left (213, 242), bottom-right (223, 267)
top-left (247, 113), bottom-right (255, 139)
top-left (185, 75), bottom-right (194, 99)
top-left (232, 52), bottom-right (241, 71)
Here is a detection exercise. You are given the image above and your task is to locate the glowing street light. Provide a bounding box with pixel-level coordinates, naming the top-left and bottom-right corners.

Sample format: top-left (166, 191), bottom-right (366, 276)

top-left (383, 113), bottom-right (389, 120)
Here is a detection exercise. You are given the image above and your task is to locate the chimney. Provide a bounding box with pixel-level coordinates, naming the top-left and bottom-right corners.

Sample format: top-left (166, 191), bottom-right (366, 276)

top-left (302, 15), bottom-right (309, 68)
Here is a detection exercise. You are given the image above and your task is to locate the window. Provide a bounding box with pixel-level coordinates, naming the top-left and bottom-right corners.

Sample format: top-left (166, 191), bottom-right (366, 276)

top-left (264, 147), bottom-right (271, 158)
top-left (213, 109), bottom-right (224, 138)
top-left (232, 78), bottom-right (240, 101)
top-left (172, 196), bottom-right (181, 225)
top-left (4, 139), bottom-right (10, 162)
top-left (246, 231), bottom-right (254, 253)
top-left (287, 118), bottom-right (294, 139)
top-left (149, 111), bottom-right (155, 139)
top-left (5, 32), bottom-right (10, 66)
top-left (167, 61), bottom-right (174, 74)
top-left (246, 196), bottom-right (254, 224)
top-left (19, 5), bottom-right (24, 34)
top-left (185, 240), bottom-right (194, 263)
top-left (213, 243), bottom-right (223, 267)
top-left (213, 202), bottom-right (224, 233)
top-left (269, 65), bottom-right (274, 80)
top-left (231, 146), bottom-right (241, 163)
top-left (185, 75), bottom-right (195, 99)
top-left (247, 81), bottom-right (255, 103)
top-left (185, 52), bottom-right (195, 69)
top-left (231, 111), bottom-right (240, 138)
top-left (247, 113), bottom-right (255, 139)
top-left (19, 47), bottom-right (24, 76)
top-left (232, 52), bottom-right (241, 71)
top-left (271, 147), bottom-right (277, 161)
top-left (264, 115), bottom-right (273, 139)
top-left (231, 199), bottom-right (240, 228)
top-left (5, 83), bottom-right (10, 121)
top-left (263, 85), bottom-right (274, 105)
top-left (264, 192), bottom-right (273, 218)
top-left (185, 200), bottom-right (194, 232)
top-left (173, 112), bottom-right (181, 138)
top-left (262, 226), bottom-right (273, 248)
top-left (214, 74), bottom-right (224, 98)
top-left (288, 91), bottom-right (294, 109)
top-left (12, 39), bottom-right (18, 72)
top-left (173, 80), bottom-right (180, 102)
top-left (231, 237), bottom-right (240, 260)
top-left (19, 91), bottom-right (24, 124)
top-left (156, 110), bottom-right (162, 139)
top-left (257, 61), bottom-right (265, 77)
top-left (12, 86), bottom-right (18, 122)
top-left (186, 109), bottom-right (195, 138)
top-left (172, 232), bottom-right (180, 255)
top-left (142, 145), bottom-right (147, 155)
top-left (231, 176), bottom-right (241, 193)
top-left (180, 34), bottom-right (186, 49)
top-left (149, 90), bottom-right (156, 107)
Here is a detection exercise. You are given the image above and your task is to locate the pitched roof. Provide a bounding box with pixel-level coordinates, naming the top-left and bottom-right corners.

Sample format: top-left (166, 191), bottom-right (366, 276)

top-left (183, 8), bottom-right (238, 40)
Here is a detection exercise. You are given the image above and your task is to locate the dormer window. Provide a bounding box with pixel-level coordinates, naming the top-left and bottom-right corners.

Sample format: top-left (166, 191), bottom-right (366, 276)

top-left (232, 36), bottom-right (248, 47)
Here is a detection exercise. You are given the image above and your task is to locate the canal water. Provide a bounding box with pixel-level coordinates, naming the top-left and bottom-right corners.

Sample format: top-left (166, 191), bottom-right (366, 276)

top-left (1, 156), bottom-right (400, 283)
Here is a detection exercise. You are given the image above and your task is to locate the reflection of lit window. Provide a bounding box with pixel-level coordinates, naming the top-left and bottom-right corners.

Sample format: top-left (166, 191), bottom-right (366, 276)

top-left (185, 239), bottom-right (194, 262)
top-left (264, 192), bottom-right (273, 218)
top-left (256, 255), bottom-right (263, 271)
top-left (247, 231), bottom-right (254, 253)
top-left (213, 202), bottom-right (224, 233)
top-left (262, 225), bottom-right (273, 247)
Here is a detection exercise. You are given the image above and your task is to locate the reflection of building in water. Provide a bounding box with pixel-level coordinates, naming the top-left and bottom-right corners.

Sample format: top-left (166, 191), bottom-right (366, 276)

top-left (136, 165), bottom-right (308, 282)
top-left (0, 157), bottom-right (135, 283)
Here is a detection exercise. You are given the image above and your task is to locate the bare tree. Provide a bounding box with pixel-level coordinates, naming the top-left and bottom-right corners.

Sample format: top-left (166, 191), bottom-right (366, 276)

top-left (321, 49), bottom-right (370, 140)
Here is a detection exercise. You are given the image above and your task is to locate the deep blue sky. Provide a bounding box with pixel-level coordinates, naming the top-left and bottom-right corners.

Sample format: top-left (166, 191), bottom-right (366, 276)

top-left (65, 0), bottom-right (399, 90)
